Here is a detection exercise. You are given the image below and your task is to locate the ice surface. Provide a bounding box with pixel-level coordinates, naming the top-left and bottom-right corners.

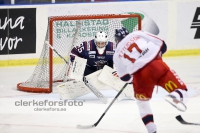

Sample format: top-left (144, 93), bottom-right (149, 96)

top-left (0, 56), bottom-right (200, 133)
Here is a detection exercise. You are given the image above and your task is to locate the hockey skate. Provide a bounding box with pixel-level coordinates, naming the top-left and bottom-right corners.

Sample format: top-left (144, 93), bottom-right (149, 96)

top-left (165, 94), bottom-right (187, 112)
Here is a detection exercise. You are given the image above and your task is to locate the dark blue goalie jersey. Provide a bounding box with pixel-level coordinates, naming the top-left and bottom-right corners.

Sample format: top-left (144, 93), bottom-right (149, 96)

top-left (70, 39), bottom-right (115, 71)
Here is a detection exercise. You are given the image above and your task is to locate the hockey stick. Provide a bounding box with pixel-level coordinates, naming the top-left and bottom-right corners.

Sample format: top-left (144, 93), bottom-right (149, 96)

top-left (45, 41), bottom-right (107, 104)
top-left (176, 115), bottom-right (200, 125)
top-left (77, 83), bottom-right (128, 129)
top-left (45, 41), bottom-right (69, 65)
top-left (83, 77), bottom-right (107, 104)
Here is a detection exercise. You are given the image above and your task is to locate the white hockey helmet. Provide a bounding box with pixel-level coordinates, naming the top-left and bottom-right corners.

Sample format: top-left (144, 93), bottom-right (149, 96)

top-left (94, 31), bottom-right (108, 48)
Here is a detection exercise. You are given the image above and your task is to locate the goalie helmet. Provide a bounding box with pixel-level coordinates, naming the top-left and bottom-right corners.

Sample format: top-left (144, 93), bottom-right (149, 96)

top-left (94, 31), bottom-right (108, 54)
top-left (114, 27), bottom-right (129, 44)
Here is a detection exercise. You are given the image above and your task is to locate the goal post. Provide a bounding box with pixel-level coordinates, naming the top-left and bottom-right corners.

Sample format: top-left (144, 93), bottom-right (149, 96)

top-left (17, 13), bottom-right (142, 93)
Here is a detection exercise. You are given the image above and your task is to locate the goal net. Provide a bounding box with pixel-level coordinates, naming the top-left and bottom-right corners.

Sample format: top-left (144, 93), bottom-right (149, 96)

top-left (17, 14), bottom-right (142, 93)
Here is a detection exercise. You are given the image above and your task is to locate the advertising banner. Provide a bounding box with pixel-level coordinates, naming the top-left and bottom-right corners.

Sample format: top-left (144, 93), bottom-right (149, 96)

top-left (177, 2), bottom-right (200, 47)
top-left (48, 2), bottom-right (168, 42)
top-left (0, 8), bottom-right (36, 55)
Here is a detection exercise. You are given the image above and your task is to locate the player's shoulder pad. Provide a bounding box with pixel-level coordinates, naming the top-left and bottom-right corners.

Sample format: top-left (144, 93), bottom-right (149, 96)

top-left (106, 41), bottom-right (115, 51)
top-left (86, 39), bottom-right (96, 51)
top-left (81, 40), bottom-right (90, 51)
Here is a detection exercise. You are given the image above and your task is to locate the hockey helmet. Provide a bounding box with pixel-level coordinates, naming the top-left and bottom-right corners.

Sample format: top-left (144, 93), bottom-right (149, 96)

top-left (114, 27), bottom-right (129, 44)
top-left (94, 31), bottom-right (108, 48)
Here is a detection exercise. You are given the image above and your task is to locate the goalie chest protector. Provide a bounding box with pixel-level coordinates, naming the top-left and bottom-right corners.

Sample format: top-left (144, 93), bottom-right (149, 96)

top-left (73, 39), bottom-right (115, 70)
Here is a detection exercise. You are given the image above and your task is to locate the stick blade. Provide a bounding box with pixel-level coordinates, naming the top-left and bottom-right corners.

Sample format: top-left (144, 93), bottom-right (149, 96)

top-left (76, 124), bottom-right (95, 129)
top-left (176, 115), bottom-right (187, 124)
top-left (176, 115), bottom-right (200, 125)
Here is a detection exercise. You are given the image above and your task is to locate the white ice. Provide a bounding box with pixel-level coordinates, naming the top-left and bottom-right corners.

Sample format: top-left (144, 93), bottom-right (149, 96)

top-left (0, 56), bottom-right (200, 133)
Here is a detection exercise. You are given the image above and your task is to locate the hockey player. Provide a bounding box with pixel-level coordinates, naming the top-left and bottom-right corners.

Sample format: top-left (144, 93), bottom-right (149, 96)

top-left (113, 27), bottom-right (189, 133)
top-left (70, 31), bottom-right (115, 76)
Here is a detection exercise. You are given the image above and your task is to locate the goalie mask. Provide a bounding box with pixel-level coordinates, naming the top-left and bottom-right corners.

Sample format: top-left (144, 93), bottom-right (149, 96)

top-left (114, 27), bottom-right (129, 44)
top-left (94, 31), bottom-right (108, 54)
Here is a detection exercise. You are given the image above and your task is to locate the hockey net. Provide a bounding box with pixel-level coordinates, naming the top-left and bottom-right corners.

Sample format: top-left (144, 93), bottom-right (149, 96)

top-left (17, 14), bottom-right (142, 93)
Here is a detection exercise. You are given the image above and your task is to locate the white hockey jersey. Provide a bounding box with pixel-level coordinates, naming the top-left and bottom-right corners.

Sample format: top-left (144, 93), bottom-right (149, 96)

top-left (113, 30), bottom-right (164, 82)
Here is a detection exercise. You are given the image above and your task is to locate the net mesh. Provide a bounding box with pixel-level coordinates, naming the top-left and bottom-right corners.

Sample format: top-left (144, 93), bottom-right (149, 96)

top-left (17, 14), bottom-right (141, 93)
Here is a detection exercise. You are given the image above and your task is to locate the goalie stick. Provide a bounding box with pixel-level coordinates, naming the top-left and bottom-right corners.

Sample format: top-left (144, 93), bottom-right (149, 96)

top-left (176, 115), bottom-right (200, 125)
top-left (83, 77), bottom-right (107, 104)
top-left (45, 41), bottom-right (107, 104)
top-left (77, 83), bottom-right (128, 129)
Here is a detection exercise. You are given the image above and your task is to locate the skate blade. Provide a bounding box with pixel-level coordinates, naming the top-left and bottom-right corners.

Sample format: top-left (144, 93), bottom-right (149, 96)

top-left (165, 95), bottom-right (187, 112)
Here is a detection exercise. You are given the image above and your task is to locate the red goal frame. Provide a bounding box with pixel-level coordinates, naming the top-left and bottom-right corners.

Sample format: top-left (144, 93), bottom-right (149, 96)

top-left (17, 14), bottom-right (142, 93)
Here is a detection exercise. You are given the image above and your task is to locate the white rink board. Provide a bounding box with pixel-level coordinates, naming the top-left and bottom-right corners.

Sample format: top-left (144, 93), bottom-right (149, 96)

top-left (0, 0), bottom-right (200, 61)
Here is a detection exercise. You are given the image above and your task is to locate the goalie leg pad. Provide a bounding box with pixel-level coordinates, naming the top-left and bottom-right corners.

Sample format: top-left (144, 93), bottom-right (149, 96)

top-left (98, 65), bottom-right (135, 100)
top-left (57, 80), bottom-right (91, 100)
top-left (85, 69), bottom-right (106, 90)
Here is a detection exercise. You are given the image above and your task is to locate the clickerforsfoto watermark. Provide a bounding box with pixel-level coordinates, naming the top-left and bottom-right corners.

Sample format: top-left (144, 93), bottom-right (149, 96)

top-left (15, 99), bottom-right (84, 106)
top-left (14, 99), bottom-right (84, 112)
